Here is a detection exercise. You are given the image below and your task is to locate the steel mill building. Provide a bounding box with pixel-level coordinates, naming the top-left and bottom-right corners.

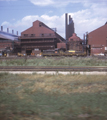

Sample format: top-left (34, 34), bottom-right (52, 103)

top-left (65, 13), bottom-right (83, 51)
top-left (87, 22), bottom-right (107, 56)
top-left (0, 13), bottom-right (107, 57)
top-left (19, 20), bottom-right (66, 55)
top-left (0, 26), bottom-right (19, 56)
top-left (65, 13), bottom-right (75, 40)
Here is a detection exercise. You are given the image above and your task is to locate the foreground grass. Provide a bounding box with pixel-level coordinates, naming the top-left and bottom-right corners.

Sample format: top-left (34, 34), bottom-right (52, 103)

top-left (0, 73), bottom-right (107, 120)
top-left (0, 56), bottom-right (107, 66)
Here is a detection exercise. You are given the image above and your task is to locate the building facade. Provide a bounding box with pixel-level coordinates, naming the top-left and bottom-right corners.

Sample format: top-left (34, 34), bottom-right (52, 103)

top-left (87, 23), bottom-right (107, 56)
top-left (0, 26), bottom-right (19, 56)
top-left (19, 20), bottom-right (65, 55)
top-left (68, 33), bottom-right (83, 51)
top-left (65, 13), bottom-right (83, 52)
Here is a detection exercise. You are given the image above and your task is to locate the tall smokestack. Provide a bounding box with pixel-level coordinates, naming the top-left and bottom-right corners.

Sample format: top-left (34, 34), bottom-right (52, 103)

top-left (69, 15), bottom-right (75, 36)
top-left (69, 15), bottom-right (71, 24)
top-left (12, 30), bottom-right (14, 34)
top-left (65, 13), bottom-right (68, 40)
top-left (83, 34), bottom-right (85, 41)
top-left (83, 34), bottom-right (85, 44)
top-left (7, 28), bottom-right (9, 33)
top-left (1, 26), bottom-right (3, 31)
top-left (17, 31), bottom-right (18, 36)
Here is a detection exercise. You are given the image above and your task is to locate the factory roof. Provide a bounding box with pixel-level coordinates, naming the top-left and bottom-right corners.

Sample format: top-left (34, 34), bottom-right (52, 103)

top-left (21, 20), bottom-right (65, 42)
top-left (68, 33), bottom-right (82, 42)
top-left (0, 31), bottom-right (18, 41)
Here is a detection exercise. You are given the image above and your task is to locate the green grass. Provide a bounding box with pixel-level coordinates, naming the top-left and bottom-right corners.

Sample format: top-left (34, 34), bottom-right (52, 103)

top-left (0, 56), bottom-right (107, 66)
top-left (0, 73), bottom-right (107, 120)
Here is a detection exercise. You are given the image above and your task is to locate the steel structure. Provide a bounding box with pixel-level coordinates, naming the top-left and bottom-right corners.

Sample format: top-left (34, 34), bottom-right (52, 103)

top-left (0, 26), bottom-right (19, 56)
top-left (65, 13), bottom-right (75, 41)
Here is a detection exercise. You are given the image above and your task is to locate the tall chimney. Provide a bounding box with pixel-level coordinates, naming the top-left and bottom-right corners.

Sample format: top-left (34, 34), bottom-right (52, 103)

top-left (7, 28), bottom-right (9, 33)
top-left (17, 31), bottom-right (18, 36)
top-left (83, 34), bottom-right (85, 44)
top-left (1, 26), bottom-right (3, 31)
top-left (12, 30), bottom-right (14, 34)
top-left (83, 34), bottom-right (85, 41)
top-left (69, 15), bottom-right (71, 24)
top-left (65, 13), bottom-right (68, 40)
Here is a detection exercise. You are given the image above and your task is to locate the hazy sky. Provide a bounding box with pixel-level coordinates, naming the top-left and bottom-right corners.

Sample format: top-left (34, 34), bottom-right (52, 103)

top-left (0, 0), bottom-right (107, 39)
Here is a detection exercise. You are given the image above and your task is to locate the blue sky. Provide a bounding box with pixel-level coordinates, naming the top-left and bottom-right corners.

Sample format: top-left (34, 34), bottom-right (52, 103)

top-left (0, 0), bottom-right (107, 39)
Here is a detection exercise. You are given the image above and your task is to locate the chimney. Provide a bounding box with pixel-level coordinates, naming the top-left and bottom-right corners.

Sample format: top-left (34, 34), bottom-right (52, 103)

top-left (7, 28), bottom-right (9, 33)
top-left (65, 13), bottom-right (68, 40)
top-left (1, 26), bottom-right (3, 31)
top-left (17, 31), bottom-right (18, 36)
top-left (83, 34), bottom-right (85, 44)
top-left (69, 15), bottom-right (71, 24)
top-left (12, 30), bottom-right (14, 34)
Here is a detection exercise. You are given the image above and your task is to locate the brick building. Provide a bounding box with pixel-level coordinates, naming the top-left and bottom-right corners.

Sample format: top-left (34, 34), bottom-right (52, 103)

top-left (65, 13), bottom-right (83, 51)
top-left (19, 20), bottom-right (66, 55)
top-left (68, 33), bottom-right (83, 51)
top-left (87, 22), bottom-right (107, 56)
top-left (0, 26), bottom-right (19, 55)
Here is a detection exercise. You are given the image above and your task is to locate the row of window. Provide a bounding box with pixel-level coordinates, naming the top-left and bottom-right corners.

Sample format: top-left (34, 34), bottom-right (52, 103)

top-left (0, 45), bottom-right (11, 47)
top-left (23, 34), bottom-right (35, 37)
top-left (22, 33), bottom-right (54, 37)
top-left (0, 41), bottom-right (13, 42)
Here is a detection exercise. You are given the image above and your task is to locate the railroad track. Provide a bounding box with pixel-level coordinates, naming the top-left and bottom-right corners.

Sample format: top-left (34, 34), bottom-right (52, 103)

top-left (0, 66), bottom-right (107, 72)
top-left (0, 56), bottom-right (107, 60)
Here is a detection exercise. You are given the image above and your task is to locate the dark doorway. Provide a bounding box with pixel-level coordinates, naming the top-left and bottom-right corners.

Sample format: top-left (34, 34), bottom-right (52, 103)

top-left (87, 45), bottom-right (91, 56)
top-left (26, 49), bottom-right (32, 55)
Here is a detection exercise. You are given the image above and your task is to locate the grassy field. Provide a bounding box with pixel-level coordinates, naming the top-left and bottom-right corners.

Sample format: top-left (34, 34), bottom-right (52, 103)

top-left (0, 56), bottom-right (107, 66)
top-left (0, 73), bottom-right (107, 120)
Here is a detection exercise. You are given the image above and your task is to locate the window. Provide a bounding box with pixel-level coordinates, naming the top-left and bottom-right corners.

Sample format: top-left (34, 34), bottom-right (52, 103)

top-left (70, 39), bottom-right (73, 41)
top-left (41, 34), bottom-right (44, 37)
top-left (23, 34), bottom-right (28, 37)
top-left (39, 22), bottom-right (43, 27)
top-left (31, 34), bottom-right (35, 37)
top-left (39, 24), bottom-right (41, 27)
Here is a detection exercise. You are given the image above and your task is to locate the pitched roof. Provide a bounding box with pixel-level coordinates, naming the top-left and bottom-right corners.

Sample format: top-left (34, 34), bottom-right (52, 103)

top-left (89, 23), bottom-right (107, 35)
top-left (69, 33), bottom-right (82, 41)
top-left (21, 20), bottom-right (65, 42)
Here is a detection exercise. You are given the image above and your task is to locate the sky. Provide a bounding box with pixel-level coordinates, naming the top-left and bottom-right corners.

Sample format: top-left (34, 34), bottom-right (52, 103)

top-left (0, 0), bottom-right (107, 39)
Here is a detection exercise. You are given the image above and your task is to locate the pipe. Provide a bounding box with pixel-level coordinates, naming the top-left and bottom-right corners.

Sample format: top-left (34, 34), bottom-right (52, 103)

top-left (7, 28), bottom-right (9, 33)
top-left (1, 26), bottom-right (3, 31)
top-left (17, 31), bottom-right (18, 35)
top-left (12, 30), bottom-right (14, 34)
top-left (65, 13), bottom-right (68, 40)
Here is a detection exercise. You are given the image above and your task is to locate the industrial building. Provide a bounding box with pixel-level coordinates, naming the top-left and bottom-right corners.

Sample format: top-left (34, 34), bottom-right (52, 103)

top-left (0, 26), bottom-right (19, 56)
top-left (0, 13), bottom-right (86, 57)
top-left (19, 20), bottom-right (66, 55)
top-left (1, 13), bottom-right (106, 57)
top-left (87, 22), bottom-right (107, 56)
top-left (65, 13), bottom-right (83, 51)
top-left (65, 13), bottom-right (75, 41)
top-left (68, 33), bottom-right (83, 51)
